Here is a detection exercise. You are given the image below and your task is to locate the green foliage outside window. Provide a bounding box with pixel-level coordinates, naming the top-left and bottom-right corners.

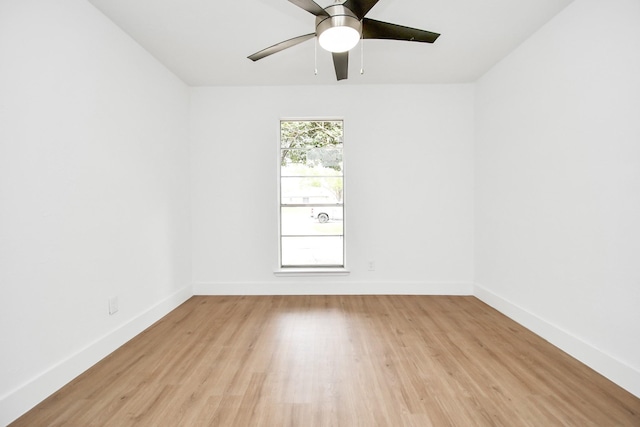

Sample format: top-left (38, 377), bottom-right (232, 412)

top-left (280, 120), bottom-right (343, 172)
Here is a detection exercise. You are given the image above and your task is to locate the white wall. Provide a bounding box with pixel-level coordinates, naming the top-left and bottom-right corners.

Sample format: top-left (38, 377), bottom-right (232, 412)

top-left (4, 0), bottom-right (637, 423)
top-left (191, 85), bottom-right (474, 295)
top-left (475, 0), bottom-right (640, 397)
top-left (0, 0), bottom-right (192, 423)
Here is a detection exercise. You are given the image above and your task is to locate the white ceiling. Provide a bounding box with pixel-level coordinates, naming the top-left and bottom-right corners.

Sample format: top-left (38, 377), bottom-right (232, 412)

top-left (87, 0), bottom-right (573, 86)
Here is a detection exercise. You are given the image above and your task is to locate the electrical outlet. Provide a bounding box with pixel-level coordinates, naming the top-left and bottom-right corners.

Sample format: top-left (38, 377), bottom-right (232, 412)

top-left (368, 261), bottom-right (375, 271)
top-left (108, 296), bottom-right (119, 315)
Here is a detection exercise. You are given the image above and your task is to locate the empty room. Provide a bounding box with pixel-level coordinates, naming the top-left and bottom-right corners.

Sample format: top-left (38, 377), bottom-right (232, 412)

top-left (1, 0), bottom-right (639, 425)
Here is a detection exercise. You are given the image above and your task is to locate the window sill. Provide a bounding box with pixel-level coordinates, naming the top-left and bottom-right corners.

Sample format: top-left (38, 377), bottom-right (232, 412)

top-left (274, 268), bottom-right (350, 277)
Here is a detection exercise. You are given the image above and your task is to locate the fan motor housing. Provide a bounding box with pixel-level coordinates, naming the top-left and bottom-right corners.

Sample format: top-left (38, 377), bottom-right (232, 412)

top-left (315, 5), bottom-right (362, 40)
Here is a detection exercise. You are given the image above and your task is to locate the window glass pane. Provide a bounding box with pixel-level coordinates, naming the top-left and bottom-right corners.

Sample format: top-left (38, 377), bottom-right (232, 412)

top-left (281, 207), bottom-right (343, 236)
top-left (280, 119), bottom-right (344, 268)
top-left (281, 177), bottom-right (343, 205)
top-left (281, 236), bottom-right (344, 267)
top-left (281, 148), bottom-right (343, 171)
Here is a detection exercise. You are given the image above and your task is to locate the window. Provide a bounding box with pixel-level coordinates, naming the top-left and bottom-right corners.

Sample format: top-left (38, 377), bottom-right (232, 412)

top-left (279, 120), bottom-right (344, 268)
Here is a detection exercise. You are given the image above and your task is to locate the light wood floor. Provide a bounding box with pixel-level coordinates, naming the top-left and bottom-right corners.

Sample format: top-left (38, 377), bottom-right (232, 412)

top-left (11, 296), bottom-right (640, 426)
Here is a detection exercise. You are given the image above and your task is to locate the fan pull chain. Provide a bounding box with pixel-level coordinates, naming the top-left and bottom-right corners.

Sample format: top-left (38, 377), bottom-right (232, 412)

top-left (360, 33), bottom-right (364, 75)
top-left (314, 37), bottom-right (318, 75)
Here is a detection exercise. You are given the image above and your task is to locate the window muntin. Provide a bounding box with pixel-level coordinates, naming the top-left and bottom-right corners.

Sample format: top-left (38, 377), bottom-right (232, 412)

top-left (279, 120), bottom-right (344, 268)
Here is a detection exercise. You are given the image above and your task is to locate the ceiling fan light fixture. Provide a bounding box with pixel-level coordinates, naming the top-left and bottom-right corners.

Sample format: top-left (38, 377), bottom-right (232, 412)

top-left (316, 5), bottom-right (362, 53)
top-left (248, 0), bottom-right (442, 81)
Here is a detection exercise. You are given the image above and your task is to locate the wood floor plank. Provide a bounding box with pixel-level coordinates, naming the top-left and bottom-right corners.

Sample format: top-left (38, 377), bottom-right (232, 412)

top-left (9, 295), bottom-right (640, 426)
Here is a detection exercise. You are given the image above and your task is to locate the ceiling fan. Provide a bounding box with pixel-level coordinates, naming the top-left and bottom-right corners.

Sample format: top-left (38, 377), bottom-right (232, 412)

top-left (248, 0), bottom-right (440, 81)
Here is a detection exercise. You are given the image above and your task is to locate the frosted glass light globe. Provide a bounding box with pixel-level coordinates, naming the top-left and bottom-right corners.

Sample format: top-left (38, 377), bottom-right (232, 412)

top-left (318, 25), bottom-right (360, 53)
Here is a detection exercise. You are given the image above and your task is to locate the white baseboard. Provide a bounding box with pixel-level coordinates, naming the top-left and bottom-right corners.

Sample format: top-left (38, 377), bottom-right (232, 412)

top-left (194, 281), bottom-right (474, 296)
top-left (474, 283), bottom-right (640, 399)
top-left (0, 285), bottom-right (193, 426)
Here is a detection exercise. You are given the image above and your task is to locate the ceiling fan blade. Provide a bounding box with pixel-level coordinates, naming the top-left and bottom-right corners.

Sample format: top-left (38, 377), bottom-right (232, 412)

top-left (342, 0), bottom-right (380, 19)
top-left (362, 18), bottom-right (440, 43)
top-left (288, 0), bottom-right (329, 16)
top-left (332, 51), bottom-right (349, 81)
top-left (248, 33), bottom-right (316, 61)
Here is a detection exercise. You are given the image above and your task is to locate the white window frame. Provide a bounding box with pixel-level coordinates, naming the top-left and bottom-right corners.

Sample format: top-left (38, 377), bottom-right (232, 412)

top-left (275, 118), bottom-right (349, 276)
